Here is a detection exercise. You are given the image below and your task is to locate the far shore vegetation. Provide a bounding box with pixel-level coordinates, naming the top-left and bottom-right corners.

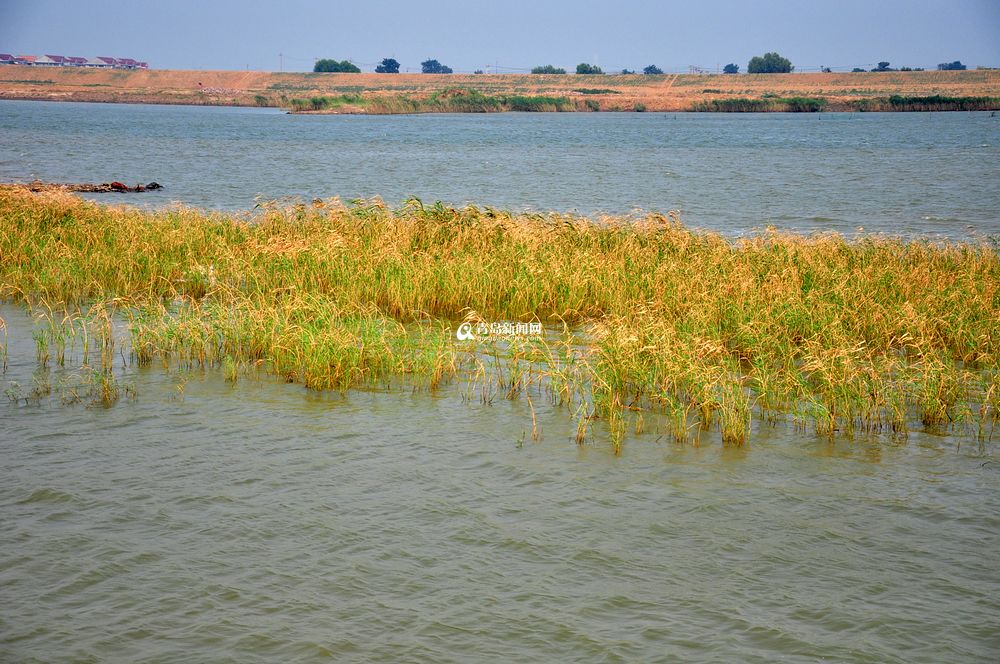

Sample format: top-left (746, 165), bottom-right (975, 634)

top-left (288, 89), bottom-right (573, 113)
top-left (852, 95), bottom-right (1000, 112)
top-left (692, 96), bottom-right (828, 112)
top-left (313, 59), bottom-right (360, 73)
top-left (2, 187), bottom-right (997, 452)
top-left (3, 63), bottom-right (997, 114)
top-left (285, 90), bottom-right (1000, 114)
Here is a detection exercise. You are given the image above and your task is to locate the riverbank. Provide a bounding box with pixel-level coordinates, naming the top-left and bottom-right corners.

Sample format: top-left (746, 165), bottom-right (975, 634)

top-left (2, 186), bottom-right (997, 451)
top-left (1, 66), bottom-right (998, 112)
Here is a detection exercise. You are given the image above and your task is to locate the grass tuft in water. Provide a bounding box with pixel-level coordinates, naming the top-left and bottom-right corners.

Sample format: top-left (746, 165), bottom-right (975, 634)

top-left (1, 187), bottom-right (998, 449)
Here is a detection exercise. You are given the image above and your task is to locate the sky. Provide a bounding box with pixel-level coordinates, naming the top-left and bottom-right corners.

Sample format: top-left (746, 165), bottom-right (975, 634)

top-left (2, 0), bottom-right (999, 73)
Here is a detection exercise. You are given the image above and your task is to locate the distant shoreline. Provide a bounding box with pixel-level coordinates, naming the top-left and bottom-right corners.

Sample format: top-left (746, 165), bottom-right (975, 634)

top-left (1, 66), bottom-right (998, 113)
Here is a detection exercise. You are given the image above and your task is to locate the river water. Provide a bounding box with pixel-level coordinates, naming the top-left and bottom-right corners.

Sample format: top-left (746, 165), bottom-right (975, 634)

top-left (1, 100), bottom-right (999, 237)
top-left (2, 102), bottom-right (1000, 662)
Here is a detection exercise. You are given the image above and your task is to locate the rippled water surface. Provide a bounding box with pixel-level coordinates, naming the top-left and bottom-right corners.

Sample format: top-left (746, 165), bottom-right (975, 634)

top-left (2, 302), bottom-right (999, 662)
top-left (3, 103), bottom-right (1000, 661)
top-left (1, 100), bottom-right (999, 237)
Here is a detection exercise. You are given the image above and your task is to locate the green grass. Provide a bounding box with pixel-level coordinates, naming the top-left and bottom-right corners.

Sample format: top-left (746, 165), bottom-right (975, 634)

top-left (692, 97), bottom-right (828, 112)
top-left (287, 89), bottom-right (572, 114)
top-left (781, 97), bottom-right (828, 112)
top-left (289, 94), bottom-right (365, 111)
top-left (2, 188), bottom-right (998, 451)
top-left (853, 95), bottom-right (1000, 112)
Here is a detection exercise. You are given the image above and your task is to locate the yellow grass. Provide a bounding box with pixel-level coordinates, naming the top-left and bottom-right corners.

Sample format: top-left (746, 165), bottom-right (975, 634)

top-left (1, 187), bottom-right (998, 450)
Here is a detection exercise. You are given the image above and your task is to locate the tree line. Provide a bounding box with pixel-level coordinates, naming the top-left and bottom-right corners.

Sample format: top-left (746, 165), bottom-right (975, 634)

top-left (314, 58), bottom-right (449, 74)
top-left (315, 53), bottom-right (970, 75)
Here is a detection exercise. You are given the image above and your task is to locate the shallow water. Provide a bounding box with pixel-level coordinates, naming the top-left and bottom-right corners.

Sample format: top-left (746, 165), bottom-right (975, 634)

top-left (2, 303), bottom-right (999, 662)
top-left (1, 100), bottom-right (999, 238)
top-left (3, 101), bottom-right (1000, 660)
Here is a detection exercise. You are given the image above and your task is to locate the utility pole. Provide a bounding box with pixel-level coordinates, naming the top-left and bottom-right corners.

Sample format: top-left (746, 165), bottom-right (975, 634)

top-left (279, 53), bottom-right (283, 72)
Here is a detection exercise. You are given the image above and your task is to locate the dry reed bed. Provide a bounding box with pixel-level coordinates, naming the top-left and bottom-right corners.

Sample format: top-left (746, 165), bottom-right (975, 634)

top-left (1, 187), bottom-right (997, 450)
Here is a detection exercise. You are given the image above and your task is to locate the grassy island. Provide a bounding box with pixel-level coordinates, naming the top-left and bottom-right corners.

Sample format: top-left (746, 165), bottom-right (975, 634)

top-left (1, 187), bottom-right (997, 451)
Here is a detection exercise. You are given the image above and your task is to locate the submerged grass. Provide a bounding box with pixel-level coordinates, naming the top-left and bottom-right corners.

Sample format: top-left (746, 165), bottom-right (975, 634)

top-left (1, 187), bottom-right (998, 450)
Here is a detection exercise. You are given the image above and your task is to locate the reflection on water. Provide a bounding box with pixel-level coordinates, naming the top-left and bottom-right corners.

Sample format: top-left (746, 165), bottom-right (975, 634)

top-left (1, 100), bottom-right (999, 238)
top-left (2, 304), bottom-right (998, 662)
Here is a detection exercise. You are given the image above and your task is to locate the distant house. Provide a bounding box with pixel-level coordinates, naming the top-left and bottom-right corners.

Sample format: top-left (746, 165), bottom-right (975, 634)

top-left (36, 55), bottom-right (66, 66)
top-left (2, 53), bottom-right (148, 69)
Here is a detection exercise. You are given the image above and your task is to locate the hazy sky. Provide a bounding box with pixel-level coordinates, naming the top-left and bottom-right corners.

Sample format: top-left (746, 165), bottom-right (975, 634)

top-left (2, 0), bottom-right (998, 73)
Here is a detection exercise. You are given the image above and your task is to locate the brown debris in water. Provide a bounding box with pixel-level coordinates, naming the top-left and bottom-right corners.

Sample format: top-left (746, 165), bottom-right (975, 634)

top-left (12, 180), bottom-right (162, 193)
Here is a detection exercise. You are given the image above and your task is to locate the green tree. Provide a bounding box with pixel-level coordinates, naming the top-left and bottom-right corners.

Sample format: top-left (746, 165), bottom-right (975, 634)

top-left (421, 59), bottom-right (453, 74)
top-left (314, 59), bottom-right (360, 73)
top-left (747, 52), bottom-right (793, 74)
top-left (375, 58), bottom-right (400, 73)
top-left (576, 63), bottom-right (603, 74)
top-left (852, 67), bottom-right (865, 72)
top-left (722, 63), bottom-right (739, 74)
top-left (643, 65), bottom-right (663, 75)
top-left (937, 60), bottom-right (966, 71)
top-left (872, 61), bottom-right (893, 72)
top-left (531, 65), bottom-right (566, 74)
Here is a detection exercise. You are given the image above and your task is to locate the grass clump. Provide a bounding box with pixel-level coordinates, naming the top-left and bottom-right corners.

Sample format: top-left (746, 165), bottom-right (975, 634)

top-left (1, 187), bottom-right (998, 450)
top-left (853, 95), bottom-right (1000, 112)
top-left (287, 89), bottom-right (572, 114)
top-left (289, 94), bottom-right (365, 111)
top-left (692, 98), bottom-right (773, 112)
top-left (781, 97), bottom-right (828, 112)
top-left (692, 97), bottom-right (828, 112)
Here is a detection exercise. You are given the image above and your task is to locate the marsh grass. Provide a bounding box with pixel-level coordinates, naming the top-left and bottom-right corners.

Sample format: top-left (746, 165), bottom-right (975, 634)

top-left (3, 296), bottom-right (136, 406)
top-left (692, 97), bottom-right (828, 112)
top-left (288, 89), bottom-right (572, 114)
top-left (853, 95), bottom-right (1000, 112)
top-left (0, 315), bottom-right (7, 373)
top-left (1, 187), bottom-right (998, 451)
